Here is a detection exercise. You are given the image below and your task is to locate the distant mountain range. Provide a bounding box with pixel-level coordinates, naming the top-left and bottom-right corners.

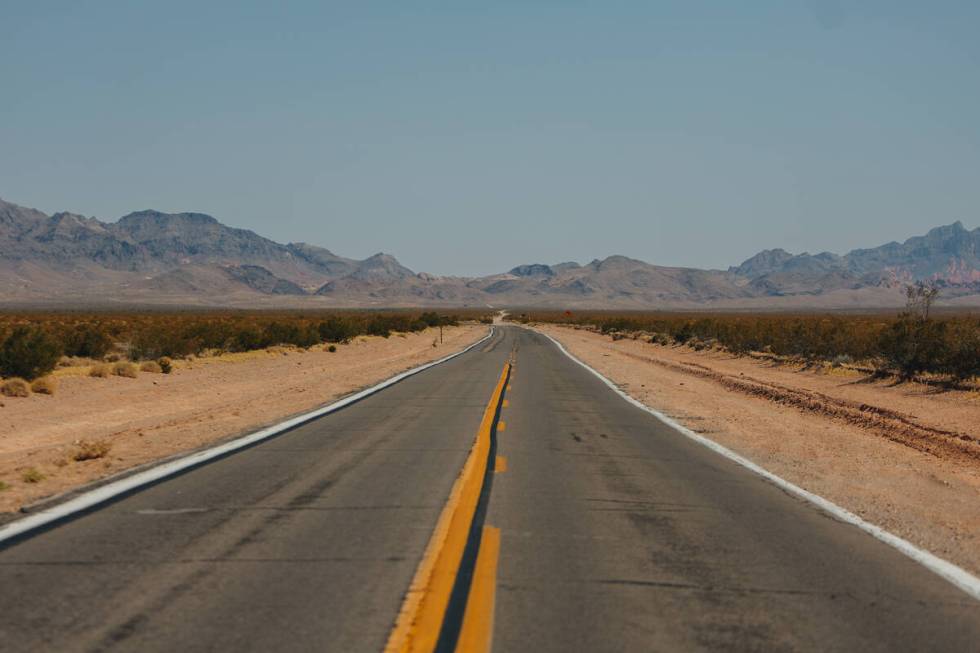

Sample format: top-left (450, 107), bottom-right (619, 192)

top-left (2, 197), bottom-right (978, 308)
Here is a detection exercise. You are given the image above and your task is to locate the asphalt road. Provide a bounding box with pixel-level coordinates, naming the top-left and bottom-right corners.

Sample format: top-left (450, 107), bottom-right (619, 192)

top-left (0, 326), bottom-right (978, 652)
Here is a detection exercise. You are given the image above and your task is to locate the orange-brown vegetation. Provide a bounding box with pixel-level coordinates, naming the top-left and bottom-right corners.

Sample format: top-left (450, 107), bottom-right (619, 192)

top-left (1, 378), bottom-right (31, 398)
top-left (71, 439), bottom-right (112, 462)
top-left (29, 377), bottom-right (58, 395)
top-left (88, 364), bottom-right (112, 378)
top-left (139, 361), bottom-right (162, 373)
top-left (112, 362), bottom-right (139, 378)
top-left (0, 309), bottom-right (485, 384)
top-left (518, 309), bottom-right (979, 384)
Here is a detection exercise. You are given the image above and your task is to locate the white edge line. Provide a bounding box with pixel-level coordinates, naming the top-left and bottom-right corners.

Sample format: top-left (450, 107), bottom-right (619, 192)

top-left (0, 327), bottom-right (496, 545)
top-left (535, 328), bottom-right (980, 603)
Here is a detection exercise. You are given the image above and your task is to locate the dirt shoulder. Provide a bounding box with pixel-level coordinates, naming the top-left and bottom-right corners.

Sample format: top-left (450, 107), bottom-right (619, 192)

top-left (0, 325), bottom-right (487, 513)
top-left (535, 324), bottom-right (980, 577)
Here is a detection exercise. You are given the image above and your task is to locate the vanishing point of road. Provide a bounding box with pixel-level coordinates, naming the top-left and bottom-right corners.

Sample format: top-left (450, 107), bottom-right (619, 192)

top-left (0, 326), bottom-right (977, 652)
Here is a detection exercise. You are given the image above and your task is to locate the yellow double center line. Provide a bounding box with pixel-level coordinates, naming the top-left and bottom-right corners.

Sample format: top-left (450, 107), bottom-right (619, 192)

top-left (385, 362), bottom-right (510, 653)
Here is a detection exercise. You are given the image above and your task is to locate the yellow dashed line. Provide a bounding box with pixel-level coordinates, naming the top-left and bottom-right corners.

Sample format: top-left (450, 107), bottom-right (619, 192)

top-left (385, 363), bottom-right (510, 653)
top-left (455, 526), bottom-right (501, 653)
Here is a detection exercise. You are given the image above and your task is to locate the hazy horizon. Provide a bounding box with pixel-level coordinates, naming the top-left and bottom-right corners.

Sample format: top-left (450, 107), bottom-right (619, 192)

top-left (2, 193), bottom-right (976, 277)
top-left (3, 2), bottom-right (979, 276)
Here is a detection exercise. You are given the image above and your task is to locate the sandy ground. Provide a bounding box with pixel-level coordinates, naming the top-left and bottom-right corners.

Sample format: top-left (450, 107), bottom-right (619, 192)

top-left (535, 324), bottom-right (980, 577)
top-left (0, 325), bottom-right (486, 513)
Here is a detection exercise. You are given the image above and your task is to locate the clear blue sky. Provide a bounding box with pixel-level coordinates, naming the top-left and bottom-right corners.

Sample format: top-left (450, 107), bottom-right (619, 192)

top-left (2, 1), bottom-right (978, 275)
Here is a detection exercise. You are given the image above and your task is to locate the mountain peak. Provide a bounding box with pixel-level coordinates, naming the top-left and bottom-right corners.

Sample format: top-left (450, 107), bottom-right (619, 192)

top-left (589, 255), bottom-right (645, 271)
top-left (509, 263), bottom-right (554, 277)
top-left (117, 210), bottom-right (219, 226)
top-left (923, 221), bottom-right (968, 238)
top-left (350, 252), bottom-right (414, 280)
top-left (0, 198), bottom-right (49, 233)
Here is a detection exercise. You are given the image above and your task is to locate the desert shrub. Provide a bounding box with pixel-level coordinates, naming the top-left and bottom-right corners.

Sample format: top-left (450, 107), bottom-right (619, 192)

top-left (366, 317), bottom-right (392, 338)
top-left (232, 326), bottom-right (264, 351)
top-left (265, 321), bottom-right (320, 348)
top-left (22, 467), bottom-right (44, 483)
top-left (519, 308), bottom-right (979, 383)
top-left (327, 344), bottom-right (337, 353)
top-left (139, 361), bottom-right (163, 373)
top-left (1, 378), bottom-right (31, 398)
top-left (62, 324), bottom-right (113, 359)
top-left (30, 376), bottom-right (58, 395)
top-left (319, 317), bottom-right (354, 343)
top-left (0, 481), bottom-right (8, 492)
top-left (879, 314), bottom-right (949, 379)
top-left (113, 362), bottom-right (139, 378)
top-left (419, 311), bottom-right (446, 328)
top-left (158, 357), bottom-right (173, 374)
top-left (72, 439), bottom-right (112, 461)
top-left (672, 321), bottom-right (695, 345)
top-left (128, 328), bottom-right (198, 360)
top-left (0, 326), bottom-right (62, 380)
top-left (58, 355), bottom-right (92, 368)
top-left (89, 363), bottom-right (112, 378)
top-left (940, 321), bottom-right (980, 381)
top-left (0, 310), bottom-right (486, 370)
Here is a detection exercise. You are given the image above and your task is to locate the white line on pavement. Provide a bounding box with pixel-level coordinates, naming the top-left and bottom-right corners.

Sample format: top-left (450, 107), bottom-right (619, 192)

top-left (0, 327), bottom-right (496, 546)
top-left (537, 328), bottom-right (980, 603)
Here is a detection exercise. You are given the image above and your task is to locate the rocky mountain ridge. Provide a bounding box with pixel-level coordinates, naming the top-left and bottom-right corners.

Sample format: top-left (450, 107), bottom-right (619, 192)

top-left (1, 197), bottom-right (978, 308)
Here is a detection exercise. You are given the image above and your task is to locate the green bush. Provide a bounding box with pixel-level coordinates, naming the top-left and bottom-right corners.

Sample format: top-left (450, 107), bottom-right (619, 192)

top-left (941, 322), bottom-right (980, 381)
top-left (366, 317), bottom-right (392, 338)
top-left (318, 317), bottom-right (357, 344)
top-left (0, 326), bottom-right (62, 380)
top-left (879, 316), bottom-right (947, 379)
top-left (62, 324), bottom-right (114, 359)
top-left (129, 326), bottom-right (201, 360)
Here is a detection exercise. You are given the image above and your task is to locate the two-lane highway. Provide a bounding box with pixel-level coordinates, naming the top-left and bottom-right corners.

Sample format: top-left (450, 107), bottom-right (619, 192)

top-left (0, 326), bottom-right (978, 651)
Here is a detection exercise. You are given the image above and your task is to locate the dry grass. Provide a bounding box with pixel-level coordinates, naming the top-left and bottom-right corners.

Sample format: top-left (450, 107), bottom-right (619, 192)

top-left (112, 361), bottom-right (139, 378)
top-left (21, 468), bottom-right (44, 483)
top-left (89, 363), bottom-right (112, 378)
top-left (139, 360), bottom-right (163, 373)
top-left (0, 481), bottom-right (8, 492)
top-left (30, 376), bottom-right (58, 395)
top-left (1, 378), bottom-right (31, 398)
top-left (72, 439), bottom-right (112, 462)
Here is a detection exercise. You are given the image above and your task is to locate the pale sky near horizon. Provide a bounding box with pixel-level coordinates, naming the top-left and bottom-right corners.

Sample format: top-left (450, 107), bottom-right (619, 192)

top-left (2, 2), bottom-right (979, 275)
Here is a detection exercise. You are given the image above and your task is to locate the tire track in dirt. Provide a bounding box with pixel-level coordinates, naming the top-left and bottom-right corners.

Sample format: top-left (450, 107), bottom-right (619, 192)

top-left (616, 348), bottom-right (980, 464)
